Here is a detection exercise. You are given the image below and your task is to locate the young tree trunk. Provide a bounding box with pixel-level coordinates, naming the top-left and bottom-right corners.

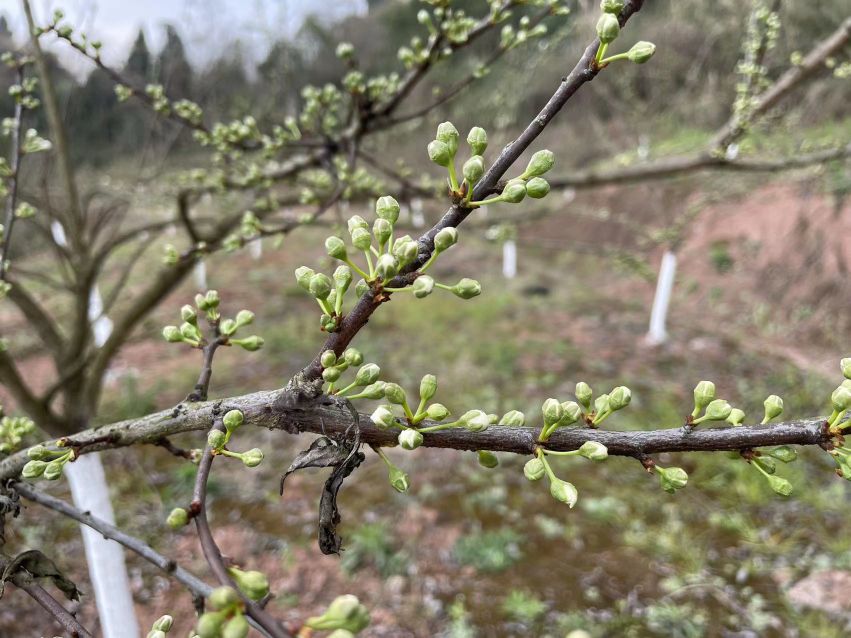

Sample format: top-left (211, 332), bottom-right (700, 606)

top-left (647, 249), bottom-right (677, 345)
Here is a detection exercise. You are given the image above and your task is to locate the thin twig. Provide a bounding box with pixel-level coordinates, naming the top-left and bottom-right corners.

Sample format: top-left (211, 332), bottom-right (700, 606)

top-left (0, 65), bottom-right (25, 281)
top-left (14, 578), bottom-right (92, 638)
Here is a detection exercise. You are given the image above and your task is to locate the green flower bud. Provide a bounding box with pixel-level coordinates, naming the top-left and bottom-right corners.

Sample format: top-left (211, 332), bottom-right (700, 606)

top-left (223, 409), bottom-right (244, 432)
top-left (334, 265), bottom-right (353, 293)
top-left (232, 335), bottom-right (264, 351)
top-left (162, 326), bottom-right (182, 343)
top-left (383, 383), bottom-right (407, 405)
top-left (451, 278), bottom-right (481, 299)
top-left (575, 382), bottom-right (593, 409)
top-left (768, 446), bottom-right (797, 463)
top-left (726, 408), bottom-right (746, 426)
top-left (433, 227), bottom-right (458, 252)
top-left (388, 464), bottom-right (410, 493)
top-left (500, 410), bottom-right (525, 426)
top-left (558, 401), bottom-right (582, 426)
top-left (766, 474), bottom-right (793, 496)
top-left (354, 363), bottom-right (380, 386)
top-left (358, 381), bottom-right (387, 400)
top-left (147, 631), bottom-right (166, 638)
top-left (627, 40), bottom-right (656, 64)
top-left (343, 348), bottom-right (362, 366)
top-left (371, 405), bottom-right (396, 429)
top-left (436, 121), bottom-right (459, 156)
top-left (323, 366), bottom-right (342, 383)
top-left (220, 319), bottom-right (238, 336)
top-left (228, 567), bottom-right (269, 601)
top-left (842, 357), bottom-right (851, 380)
top-left (419, 374), bottom-right (437, 402)
top-left (295, 266), bottom-right (315, 291)
top-left (325, 236), bottom-right (347, 260)
top-left (596, 13), bottom-right (620, 44)
top-left (180, 322), bottom-right (202, 342)
top-left (336, 42), bottom-right (354, 60)
top-left (524, 457), bottom-right (545, 481)
top-left (600, 0), bottom-right (625, 12)
top-left (355, 279), bottom-right (369, 297)
top-left (376, 196), bottom-right (401, 224)
top-left (351, 227), bottom-right (372, 251)
top-left (208, 585), bottom-right (240, 610)
top-left (542, 398), bottom-right (563, 427)
top-left (241, 448), bottom-right (264, 467)
top-left (21, 459), bottom-right (47, 479)
top-left (462, 155), bottom-right (485, 185)
top-left (578, 441), bottom-right (608, 461)
top-left (43, 459), bottom-right (64, 481)
top-left (208, 430), bottom-right (226, 449)
top-left (658, 466), bottom-right (688, 493)
top-left (762, 395), bottom-right (784, 423)
top-left (373, 218), bottom-right (392, 247)
top-left (594, 393), bottom-right (610, 416)
top-left (501, 181), bottom-right (526, 203)
top-left (608, 386), bottom-right (631, 411)
top-left (843, 380), bottom-right (851, 392)
top-left (392, 238), bottom-right (418, 266)
top-left (522, 149), bottom-right (555, 179)
top-left (321, 350), bottom-right (337, 368)
top-left (27, 445), bottom-right (50, 460)
top-left (375, 254), bottom-right (398, 280)
top-left (549, 478), bottom-right (578, 507)
top-left (462, 409), bottom-right (490, 432)
top-left (399, 429), bottom-right (424, 450)
top-left (704, 399), bottom-right (732, 422)
top-left (195, 293), bottom-right (210, 311)
top-left (467, 126), bottom-right (488, 155)
top-left (525, 177), bottom-right (550, 199)
top-left (348, 215), bottom-right (369, 234)
top-left (152, 615), bottom-right (174, 632)
top-left (425, 403), bottom-right (450, 421)
top-left (427, 139), bottom-right (452, 167)
top-left (412, 275), bottom-right (434, 298)
top-left (693, 380), bottom-right (716, 412)
top-left (832, 385), bottom-right (851, 411)
top-left (181, 304), bottom-right (197, 325)
top-left (195, 611), bottom-right (227, 638)
top-left (310, 273), bottom-right (333, 300)
top-left (166, 507), bottom-right (189, 529)
top-left (222, 613), bottom-right (249, 638)
top-left (478, 450), bottom-right (499, 468)
top-left (234, 310), bottom-right (254, 328)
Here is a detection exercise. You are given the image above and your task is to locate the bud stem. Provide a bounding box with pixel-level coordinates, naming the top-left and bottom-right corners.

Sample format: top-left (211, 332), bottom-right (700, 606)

top-left (591, 408), bottom-right (611, 426)
top-left (336, 381), bottom-right (359, 396)
top-left (542, 448), bottom-right (582, 457)
top-left (382, 286), bottom-right (413, 293)
top-left (363, 251), bottom-right (375, 279)
top-left (447, 161), bottom-right (460, 192)
top-left (344, 257), bottom-right (370, 281)
top-left (595, 42), bottom-right (609, 65)
top-left (417, 420), bottom-right (465, 433)
top-left (419, 250), bottom-right (441, 273)
top-left (468, 195), bottom-right (504, 208)
top-left (316, 298), bottom-right (333, 316)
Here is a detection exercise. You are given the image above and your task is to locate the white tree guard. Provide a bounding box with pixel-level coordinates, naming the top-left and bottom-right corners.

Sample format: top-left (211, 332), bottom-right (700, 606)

top-left (502, 239), bottom-right (517, 279)
top-left (250, 238), bottom-right (263, 260)
top-left (411, 198), bottom-right (425, 228)
top-left (647, 250), bottom-right (677, 345)
top-left (66, 454), bottom-right (139, 638)
top-left (194, 260), bottom-right (208, 290)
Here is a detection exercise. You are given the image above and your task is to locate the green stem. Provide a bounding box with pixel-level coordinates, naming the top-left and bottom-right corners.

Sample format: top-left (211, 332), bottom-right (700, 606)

top-left (316, 298), bottom-right (333, 316)
top-left (542, 448), bottom-right (582, 457)
top-left (336, 381), bottom-right (359, 396)
top-left (344, 257), bottom-right (370, 280)
top-left (595, 42), bottom-right (609, 64)
top-left (383, 286), bottom-right (413, 293)
top-left (364, 251), bottom-right (375, 278)
top-left (598, 52), bottom-right (629, 66)
top-left (220, 449), bottom-right (243, 461)
top-left (418, 421), bottom-right (465, 433)
top-left (468, 195), bottom-right (504, 208)
top-left (447, 160), bottom-right (459, 192)
top-left (401, 400), bottom-right (415, 422)
top-left (592, 409), bottom-right (611, 426)
top-left (434, 282), bottom-right (454, 292)
top-left (538, 451), bottom-right (558, 483)
top-left (419, 249), bottom-right (442, 273)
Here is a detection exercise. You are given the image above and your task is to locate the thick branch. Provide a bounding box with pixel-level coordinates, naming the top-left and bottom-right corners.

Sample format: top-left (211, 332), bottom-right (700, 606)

top-left (13, 578), bottom-right (92, 638)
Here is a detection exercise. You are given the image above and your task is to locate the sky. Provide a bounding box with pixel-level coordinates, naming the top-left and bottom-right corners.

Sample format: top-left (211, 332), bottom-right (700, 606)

top-left (2, 0), bottom-right (367, 79)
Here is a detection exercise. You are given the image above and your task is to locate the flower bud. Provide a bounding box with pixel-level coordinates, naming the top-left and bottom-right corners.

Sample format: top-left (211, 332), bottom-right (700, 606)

top-left (371, 405), bottom-right (396, 429)
top-left (354, 363), bottom-right (380, 386)
top-left (21, 459), bottom-right (47, 479)
top-left (419, 374), bottom-right (437, 403)
top-left (321, 350), bottom-right (337, 368)
top-left (768, 446), bottom-right (797, 463)
top-left (181, 304), bottom-right (197, 325)
top-left (233, 335), bottom-right (264, 351)
top-left (334, 265), bottom-right (353, 293)
top-left (355, 279), bottom-right (369, 297)
top-left (343, 348), bottom-right (363, 366)
top-left (467, 126), bottom-right (488, 155)
top-left (27, 445), bottom-right (51, 460)
top-left (704, 399), bottom-right (732, 421)
top-left (392, 238), bottom-right (418, 266)
top-left (762, 395), bottom-right (783, 423)
top-left (204, 290), bottom-right (220, 309)
top-left (336, 42), bottom-right (354, 60)
top-left (433, 227), bottom-right (458, 252)
top-left (162, 326), bottom-right (182, 343)
top-left (234, 310), bottom-right (254, 328)
top-left (323, 366), bottom-right (342, 383)
top-left (478, 450), bottom-right (499, 468)
top-left (373, 218), bottom-right (392, 246)
top-left (524, 457), bottom-right (545, 481)
top-left (412, 275), bottom-right (434, 298)
top-left (463, 409), bottom-right (490, 432)
top-left (427, 139), bottom-right (452, 167)
top-left (726, 408), bottom-right (746, 426)
top-left (425, 403), bottom-right (450, 421)
top-left (596, 13), bottom-right (620, 44)
top-left (358, 382), bottom-right (387, 400)
top-left (310, 273), bottom-right (333, 300)
top-left (525, 177), bottom-right (550, 199)
top-left (376, 196), bottom-right (400, 224)
top-left (180, 322), bottom-right (202, 342)
top-left (451, 278), bottom-right (481, 299)
top-left (398, 429), bottom-right (424, 450)
top-left (228, 567), bottom-right (269, 601)
top-left (575, 382), bottom-right (593, 409)
top-left (600, 0), bottom-right (625, 12)
top-left (195, 611), bottom-right (226, 638)
top-left (195, 292), bottom-right (210, 311)
top-left (376, 254), bottom-right (399, 281)
top-left (436, 121), bottom-right (459, 156)
top-left (220, 319), bottom-right (238, 336)
top-left (348, 215), bottom-right (369, 234)
top-left (43, 459), bottom-right (64, 481)
top-left (208, 585), bottom-right (240, 610)
top-left (594, 393), bottom-right (610, 416)
top-left (388, 465), bottom-right (410, 493)
top-left (208, 430), bottom-right (226, 449)
top-left (351, 227), bottom-right (372, 251)
top-left (578, 441), bottom-right (608, 461)
top-left (223, 409), bottom-right (244, 432)
top-left (658, 466), bottom-right (688, 493)
top-left (222, 613), bottom-right (249, 638)
top-left (166, 507), bottom-right (189, 529)
top-left (295, 266), bottom-right (315, 291)
top-left (842, 357), bottom-right (851, 380)
top-left (383, 383), bottom-right (407, 405)
top-left (549, 478), bottom-right (578, 507)
top-left (693, 380), bottom-right (715, 412)
top-left (147, 631), bottom-right (166, 638)
top-left (500, 410), bottom-right (525, 426)
top-left (608, 386), bottom-right (631, 411)
top-left (501, 181), bottom-right (526, 203)
top-left (558, 401), bottom-right (582, 426)
top-left (766, 474), bottom-right (792, 496)
top-left (832, 385), bottom-right (851, 411)
top-left (462, 155), bottom-right (485, 184)
top-left (152, 615), bottom-right (174, 632)
top-left (542, 398), bottom-right (563, 427)
top-left (627, 40), bottom-right (656, 64)
top-left (325, 236), bottom-right (347, 260)
top-left (522, 149), bottom-right (555, 179)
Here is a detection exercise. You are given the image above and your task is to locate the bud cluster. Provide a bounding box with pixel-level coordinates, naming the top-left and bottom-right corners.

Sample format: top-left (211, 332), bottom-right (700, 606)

top-left (827, 358), bottom-right (851, 433)
top-left (593, 1), bottom-right (656, 68)
top-left (204, 409), bottom-right (265, 469)
top-left (21, 442), bottom-right (75, 482)
top-left (146, 615), bottom-right (174, 638)
top-left (0, 412), bottom-right (35, 454)
top-left (195, 586), bottom-right (250, 638)
top-left (319, 348), bottom-right (385, 396)
top-left (689, 381), bottom-right (740, 426)
top-left (467, 148), bottom-right (556, 208)
top-left (162, 292), bottom-right (264, 352)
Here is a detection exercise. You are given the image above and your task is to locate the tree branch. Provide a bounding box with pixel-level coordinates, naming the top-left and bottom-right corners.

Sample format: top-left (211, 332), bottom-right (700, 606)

top-left (0, 65), bottom-right (25, 282)
top-left (13, 578), bottom-right (92, 638)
